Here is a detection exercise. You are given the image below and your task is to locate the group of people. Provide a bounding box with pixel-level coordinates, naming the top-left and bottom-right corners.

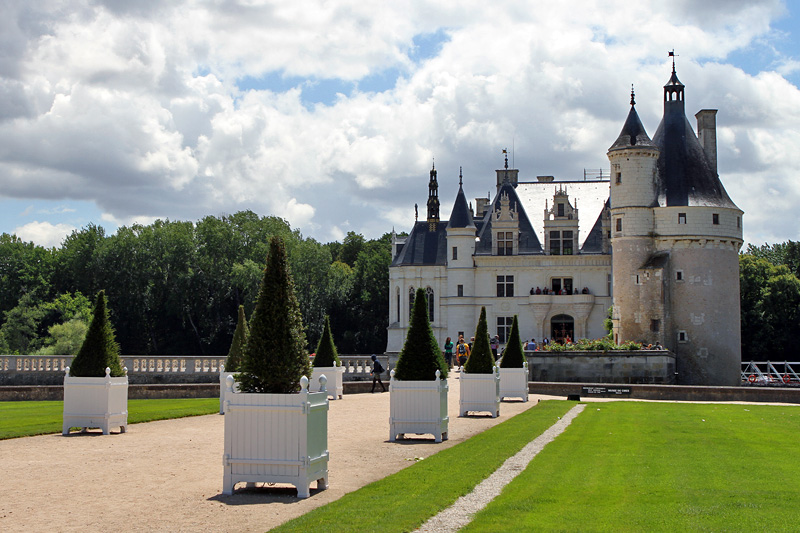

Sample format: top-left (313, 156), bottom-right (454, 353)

top-left (529, 286), bottom-right (590, 295)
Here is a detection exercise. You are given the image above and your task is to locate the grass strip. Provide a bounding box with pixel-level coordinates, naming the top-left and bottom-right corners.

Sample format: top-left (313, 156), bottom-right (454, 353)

top-left (465, 402), bottom-right (800, 532)
top-left (0, 398), bottom-right (219, 440)
top-left (271, 400), bottom-right (574, 533)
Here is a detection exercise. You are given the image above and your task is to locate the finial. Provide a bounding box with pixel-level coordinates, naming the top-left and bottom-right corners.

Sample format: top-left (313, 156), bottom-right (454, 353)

top-left (459, 166), bottom-right (463, 187)
top-left (503, 148), bottom-right (509, 169)
top-left (432, 158), bottom-right (435, 170)
top-left (630, 84), bottom-right (635, 106)
top-left (415, 203), bottom-right (418, 221)
top-left (669, 49), bottom-right (678, 72)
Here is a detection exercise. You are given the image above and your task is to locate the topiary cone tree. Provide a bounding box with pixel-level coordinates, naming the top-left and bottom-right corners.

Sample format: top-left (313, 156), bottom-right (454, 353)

top-left (464, 307), bottom-right (495, 374)
top-left (238, 236), bottom-right (312, 394)
top-left (499, 315), bottom-right (524, 368)
top-left (394, 287), bottom-right (448, 380)
top-left (69, 290), bottom-right (124, 377)
top-left (313, 315), bottom-right (340, 367)
top-left (225, 305), bottom-right (249, 372)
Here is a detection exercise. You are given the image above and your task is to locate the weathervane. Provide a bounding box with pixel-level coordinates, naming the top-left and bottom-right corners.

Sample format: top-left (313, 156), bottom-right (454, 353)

top-left (669, 49), bottom-right (678, 72)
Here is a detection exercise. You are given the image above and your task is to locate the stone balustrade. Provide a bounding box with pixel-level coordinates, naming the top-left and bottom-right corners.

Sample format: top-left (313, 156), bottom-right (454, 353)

top-left (1, 353), bottom-right (390, 385)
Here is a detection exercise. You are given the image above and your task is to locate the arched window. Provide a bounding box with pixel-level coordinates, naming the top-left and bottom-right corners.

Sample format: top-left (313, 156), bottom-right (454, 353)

top-left (550, 314), bottom-right (574, 343)
top-left (426, 287), bottom-right (435, 322)
top-left (408, 287), bottom-right (415, 319)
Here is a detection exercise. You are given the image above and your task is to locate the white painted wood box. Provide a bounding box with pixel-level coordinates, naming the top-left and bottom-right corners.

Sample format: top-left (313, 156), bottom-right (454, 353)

top-left (311, 362), bottom-right (344, 400)
top-left (499, 362), bottom-right (529, 402)
top-left (389, 369), bottom-right (448, 443)
top-left (219, 365), bottom-right (240, 414)
top-left (222, 375), bottom-right (329, 498)
top-left (459, 366), bottom-right (500, 417)
top-left (62, 366), bottom-right (129, 435)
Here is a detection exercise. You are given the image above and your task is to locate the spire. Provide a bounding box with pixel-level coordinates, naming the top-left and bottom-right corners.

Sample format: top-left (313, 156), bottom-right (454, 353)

top-left (447, 169), bottom-right (475, 230)
top-left (664, 50), bottom-right (684, 105)
top-left (630, 84), bottom-right (635, 106)
top-left (459, 166), bottom-right (463, 187)
top-left (608, 84), bottom-right (655, 151)
top-left (427, 162), bottom-right (440, 231)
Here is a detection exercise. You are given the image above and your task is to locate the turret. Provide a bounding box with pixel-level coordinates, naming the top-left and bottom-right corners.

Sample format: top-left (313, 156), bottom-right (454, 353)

top-left (427, 162), bottom-right (440, 231)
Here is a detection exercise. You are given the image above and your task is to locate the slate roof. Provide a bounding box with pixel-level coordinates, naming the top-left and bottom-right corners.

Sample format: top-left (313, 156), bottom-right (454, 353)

top-left (609, 104), bottom-right (656, 151)
top-left (390, 221), bottom-right (448, 266)
top-left (580, 199), bottom-right (610, 254)
top-left (652, 74), bottom-right (738, 209)
top-left (446, 184), bottom-right (475, 229)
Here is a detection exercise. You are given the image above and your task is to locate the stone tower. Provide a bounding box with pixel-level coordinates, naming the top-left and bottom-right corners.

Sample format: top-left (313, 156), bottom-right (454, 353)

top-left (609, 67), bottom-right (744, 386)
top-left (427, 162), bottom-right (440, 232)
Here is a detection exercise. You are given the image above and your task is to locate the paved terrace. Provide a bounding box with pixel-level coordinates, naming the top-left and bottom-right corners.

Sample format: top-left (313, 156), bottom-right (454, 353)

top-left (0, 375), bottom-right (554, 533)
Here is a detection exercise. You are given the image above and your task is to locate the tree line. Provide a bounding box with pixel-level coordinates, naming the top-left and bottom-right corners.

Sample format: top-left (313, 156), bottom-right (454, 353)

top-left (0, 211), bottom-right (393, 356)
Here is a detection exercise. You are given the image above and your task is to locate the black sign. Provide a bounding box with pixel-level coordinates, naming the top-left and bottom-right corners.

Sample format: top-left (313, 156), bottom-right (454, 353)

top-left (581, 386), bottom-right (632, 396)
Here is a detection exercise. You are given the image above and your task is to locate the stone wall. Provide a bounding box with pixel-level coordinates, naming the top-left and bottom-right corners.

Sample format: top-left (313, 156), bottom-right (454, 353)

top-left (525, 350), bottom-right (676, 384)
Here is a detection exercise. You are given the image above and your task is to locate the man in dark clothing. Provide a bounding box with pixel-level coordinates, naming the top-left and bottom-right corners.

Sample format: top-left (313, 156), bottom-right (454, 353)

top-left (371, 354), bottom-right (386, 392)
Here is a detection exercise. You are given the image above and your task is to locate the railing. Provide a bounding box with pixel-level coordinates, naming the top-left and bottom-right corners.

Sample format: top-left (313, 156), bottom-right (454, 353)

top-left (1, 354), bottom-right (389, 381)
top-left (741, 361), bottom-right (800, 386)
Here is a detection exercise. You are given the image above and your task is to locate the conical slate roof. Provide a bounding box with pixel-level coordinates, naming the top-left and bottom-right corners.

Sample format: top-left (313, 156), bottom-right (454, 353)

top-left (446, 184), bottom-right (475, 229)
top-left (609, 103), bottom-right (656, 151)
top-left (652, 74), bottom-right (738, 209)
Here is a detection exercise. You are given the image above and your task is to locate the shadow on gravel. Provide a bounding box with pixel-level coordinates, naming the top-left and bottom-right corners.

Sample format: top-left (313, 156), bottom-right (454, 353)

top-left (208, 484), bottom-right (326, 505)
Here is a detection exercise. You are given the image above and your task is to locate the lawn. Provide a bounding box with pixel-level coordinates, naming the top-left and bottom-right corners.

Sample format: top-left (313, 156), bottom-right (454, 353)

top-left (0, 397), bottom-right (220, 439)
top-left (271, 400), bottom-right (575, 533)
top-left (465, 402), bottom-right (800, 532)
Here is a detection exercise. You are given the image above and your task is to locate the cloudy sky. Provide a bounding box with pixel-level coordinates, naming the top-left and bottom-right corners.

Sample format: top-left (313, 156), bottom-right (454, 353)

top-left (1, 0), bottom-right (798, 248)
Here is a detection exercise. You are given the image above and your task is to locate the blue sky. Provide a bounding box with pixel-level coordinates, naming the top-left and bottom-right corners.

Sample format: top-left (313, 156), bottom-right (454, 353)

top-left (1, 1), bottom-right (798, 248)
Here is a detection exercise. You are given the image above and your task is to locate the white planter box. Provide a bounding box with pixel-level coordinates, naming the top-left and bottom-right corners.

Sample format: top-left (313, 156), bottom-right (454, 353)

top-left (389, 369), bottom-right (448, 443)
top-left (62, 367), bottom-right (129, 435)
top-left (459, 367), bottom-right (500, 417)
top-left (499, 362), bottom-right (529, 402)
top-left (311, 362), bottom-right (344, 400)
top-left (222, 375), bottom-right (329, 498)
top-left (219, 366), bottom-right (240, 414)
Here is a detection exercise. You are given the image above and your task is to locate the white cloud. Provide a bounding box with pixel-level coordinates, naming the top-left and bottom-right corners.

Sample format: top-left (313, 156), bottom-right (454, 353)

top-left (14, 221), bottom-right (76, 248)
top-left (0, 0), bottom-right (797, 247)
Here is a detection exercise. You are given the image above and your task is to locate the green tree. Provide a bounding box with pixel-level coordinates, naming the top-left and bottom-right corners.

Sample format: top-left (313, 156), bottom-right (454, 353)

top-left (225, 305), bottom-right (249, 372)
top-left (35, 318), bottom-right (88, 356)
top-left (238, 236), bottom-right (311, 394)
top-left (313, 315), bottom-right (340, 367)
top-left (69, 291), bottom-right (124, 377)
top-left (394, 288), bottom-right (447, 381)
top-left (499, 315), bottom-right (524, 368)
top-left (746, 241), bottom-right (800, 278)
top-left (338, 231), bottom-right (365, 267)
top-left (464, 307), bottom-right (495, 373)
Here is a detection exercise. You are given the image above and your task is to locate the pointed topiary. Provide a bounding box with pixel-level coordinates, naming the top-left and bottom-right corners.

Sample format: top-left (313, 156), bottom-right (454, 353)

top-left (499, 315), bottom-right (524, 368)
top-left (69, 290), bottom-right (124, 377)
top-left (238, 236), bottom-right (311, 394)
top-left (464, 307), bottom-right (495, 374)
top-left (394, 287), bottom-right (448, 381)
top-left (225, 305), bottom-right (249, 372)
top-left (313, 315), bottom-right (340, 367)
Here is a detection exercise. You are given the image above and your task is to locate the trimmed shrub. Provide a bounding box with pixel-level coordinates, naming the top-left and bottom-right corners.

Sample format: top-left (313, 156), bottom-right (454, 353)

top-left (225, 305), bottom-right (249, 372)
top-left (313, 315), bottom-right (340, 367)
top-left (69, 291), bottom-right (124, 377)
top-left (394, 288), bottom-right (448, 381)
top-left (499, 315), bottom-right (524, 368)
top-left (464, 307), bottom-right (495, 374)
top-left (238, 236), bottom-right (312, 394)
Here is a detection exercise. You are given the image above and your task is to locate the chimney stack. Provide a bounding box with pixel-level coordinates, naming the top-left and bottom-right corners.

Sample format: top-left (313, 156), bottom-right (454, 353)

top-left (695, 109), bottom-right (717, 174)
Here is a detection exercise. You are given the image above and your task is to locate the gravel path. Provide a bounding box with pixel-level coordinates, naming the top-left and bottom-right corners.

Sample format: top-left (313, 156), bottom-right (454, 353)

top-left (0, 377), bottom-right (553, 533)
top-left (416, 403), bottom-right (585, 532)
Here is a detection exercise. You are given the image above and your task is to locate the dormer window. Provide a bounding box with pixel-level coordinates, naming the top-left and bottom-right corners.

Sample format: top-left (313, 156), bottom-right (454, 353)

top-left (557, 203), bottom-right (565, 217)
top-left (549, 230), bottom-right (574, 255)
top-left (497, 232), bottom-right (513, 255)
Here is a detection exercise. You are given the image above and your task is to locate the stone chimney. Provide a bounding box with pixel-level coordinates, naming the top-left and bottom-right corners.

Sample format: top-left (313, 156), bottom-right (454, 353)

top-left (695, 109), bottom-right (717, 174)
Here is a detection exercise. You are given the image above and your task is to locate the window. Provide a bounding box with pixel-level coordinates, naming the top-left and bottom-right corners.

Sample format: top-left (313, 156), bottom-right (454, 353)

top-left (408, 287), bottom-right (415, 319)
top-left (607, 273), bottom-right (612, 296)
top-left (497, 317), bottom-right (513, 343)
top-left (452, 246), bottom-right (458, 260)
top-left (678, 330), bottom-right (688, 343)
top-left (550, 277), bottom-right (573, 294)
top-left (396, 287), bottom-right (400, 322)
top-left (616, 218), bottom-right (622, 232)
top-left (549, 230), bottom-right (574, 255)
top-left (616, 172), bottom-right (622, 184)
top-left (497, 232), bottom-right (513, 255)
top-left (737, 216), bottom-right (741, 228)
top-left (678, 213), bottom-right (686, 224)
top-left (712, 213), bottom-right (719, 225)
top-left (650, 319), bottom-right (660, 332)
top-left (426, 287), bottom-right (434, 322)
top-left (557, 203), bottom-right (565, 217)
top-left (457, 284), bottom-right (464, 297)
top-left (676, 270), bottom-right (684, 282)
top-left (635, 274), bottom-right (641, 285)
top-left (497, 275), bottom-right (514, 297)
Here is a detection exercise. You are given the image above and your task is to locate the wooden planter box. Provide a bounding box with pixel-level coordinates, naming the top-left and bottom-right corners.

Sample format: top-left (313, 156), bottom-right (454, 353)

top-left (499, 362), bottom-right (529, 402)
top-left (222, 375), bottom-right (329, 498)
top-left (459, 367), bottom-right (500, 417)
top-left (311, 362), bottom-right (344, 400)
top-left (62, 367), bottom-right (129, 435)
top-left (389, 369), bottom-right (448, 443)
top-left (219, 366), bottom-right (240, 414)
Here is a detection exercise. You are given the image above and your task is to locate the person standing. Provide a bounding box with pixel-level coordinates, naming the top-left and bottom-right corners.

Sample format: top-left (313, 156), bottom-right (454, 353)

top-left (490, 335), bottom-right (500, 360)
top-left (370, 354), bottom-right (386, 393)
top-left (456, 336), bottom-right (470, 368)
top-left (443, 337), bottom-right (454, 368)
